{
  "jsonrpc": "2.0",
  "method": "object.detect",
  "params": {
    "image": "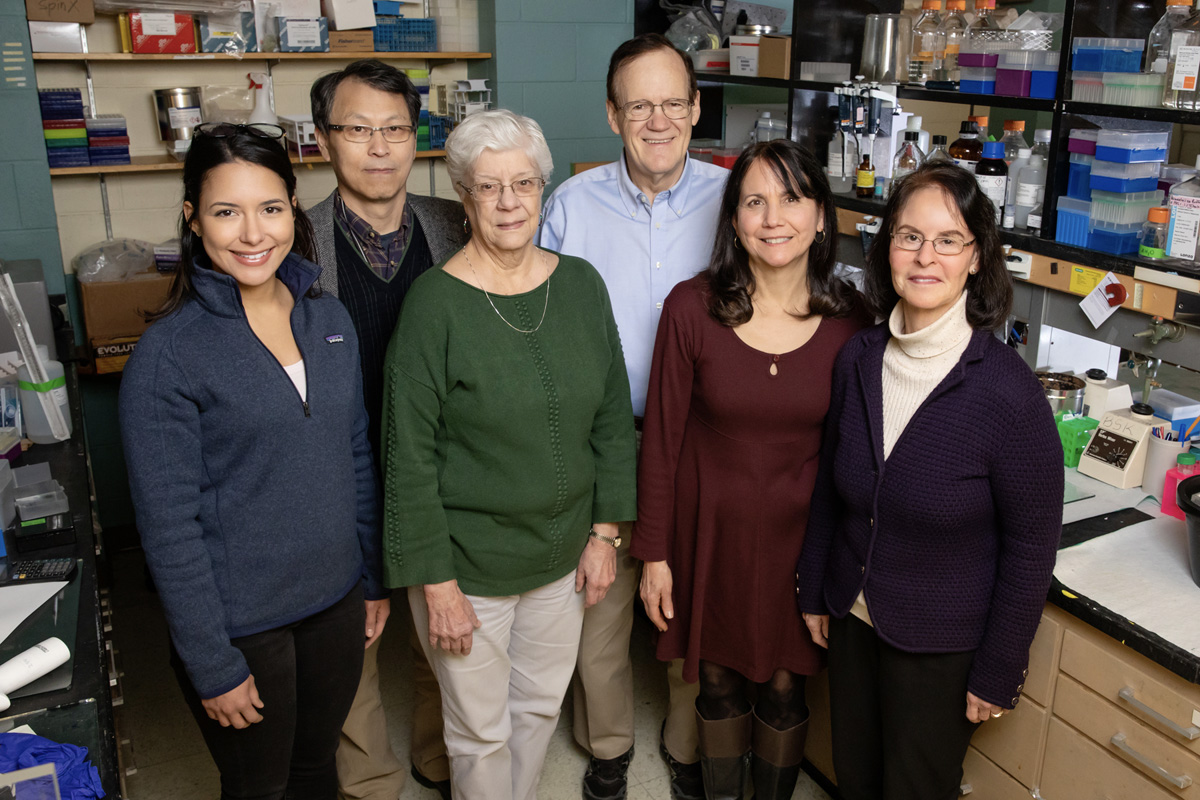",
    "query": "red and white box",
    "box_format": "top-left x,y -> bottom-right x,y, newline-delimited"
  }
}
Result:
130,12 -> 197,54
